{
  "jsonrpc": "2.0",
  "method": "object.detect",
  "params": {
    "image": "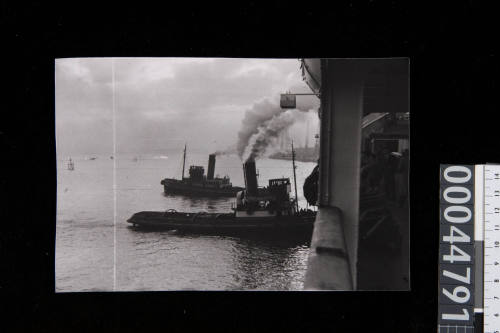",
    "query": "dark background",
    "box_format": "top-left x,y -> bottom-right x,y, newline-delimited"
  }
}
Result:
1,2 -> 498,332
